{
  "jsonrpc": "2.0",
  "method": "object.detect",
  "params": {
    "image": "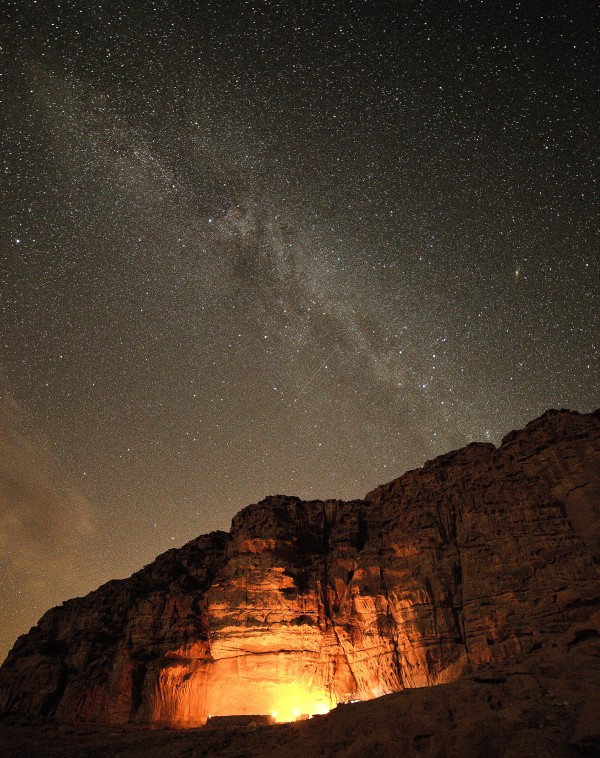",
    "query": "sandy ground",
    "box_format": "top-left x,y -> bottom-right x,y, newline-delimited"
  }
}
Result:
1,642 -> 599,757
